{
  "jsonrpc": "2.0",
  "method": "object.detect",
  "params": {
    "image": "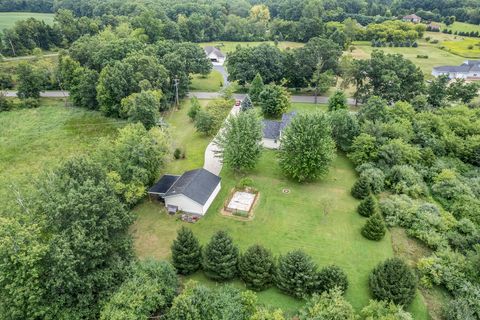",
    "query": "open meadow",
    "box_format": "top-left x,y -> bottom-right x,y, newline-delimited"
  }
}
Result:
0,99 -> 125,214
198,41 -> 304,53
131,99 -> 429,318
0,12 -> 55,30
